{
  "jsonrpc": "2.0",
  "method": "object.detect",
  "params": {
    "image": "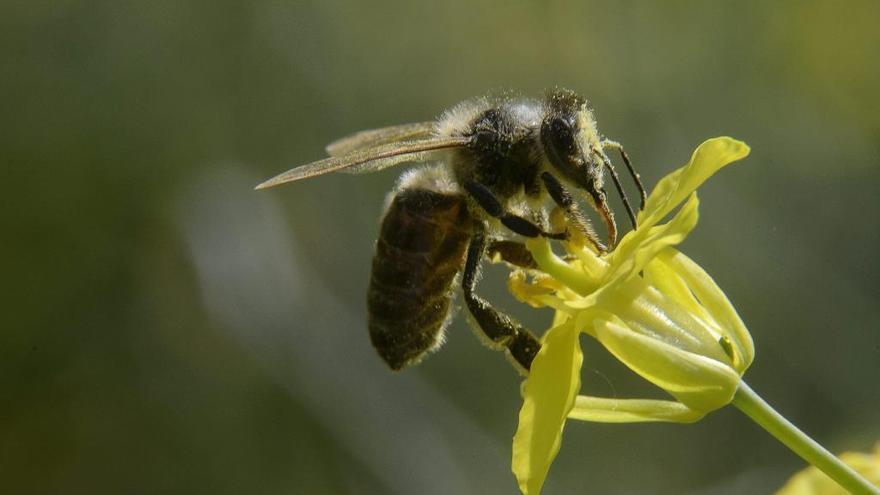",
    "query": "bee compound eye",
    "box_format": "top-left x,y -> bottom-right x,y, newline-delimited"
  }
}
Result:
543,116 -> 578,157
